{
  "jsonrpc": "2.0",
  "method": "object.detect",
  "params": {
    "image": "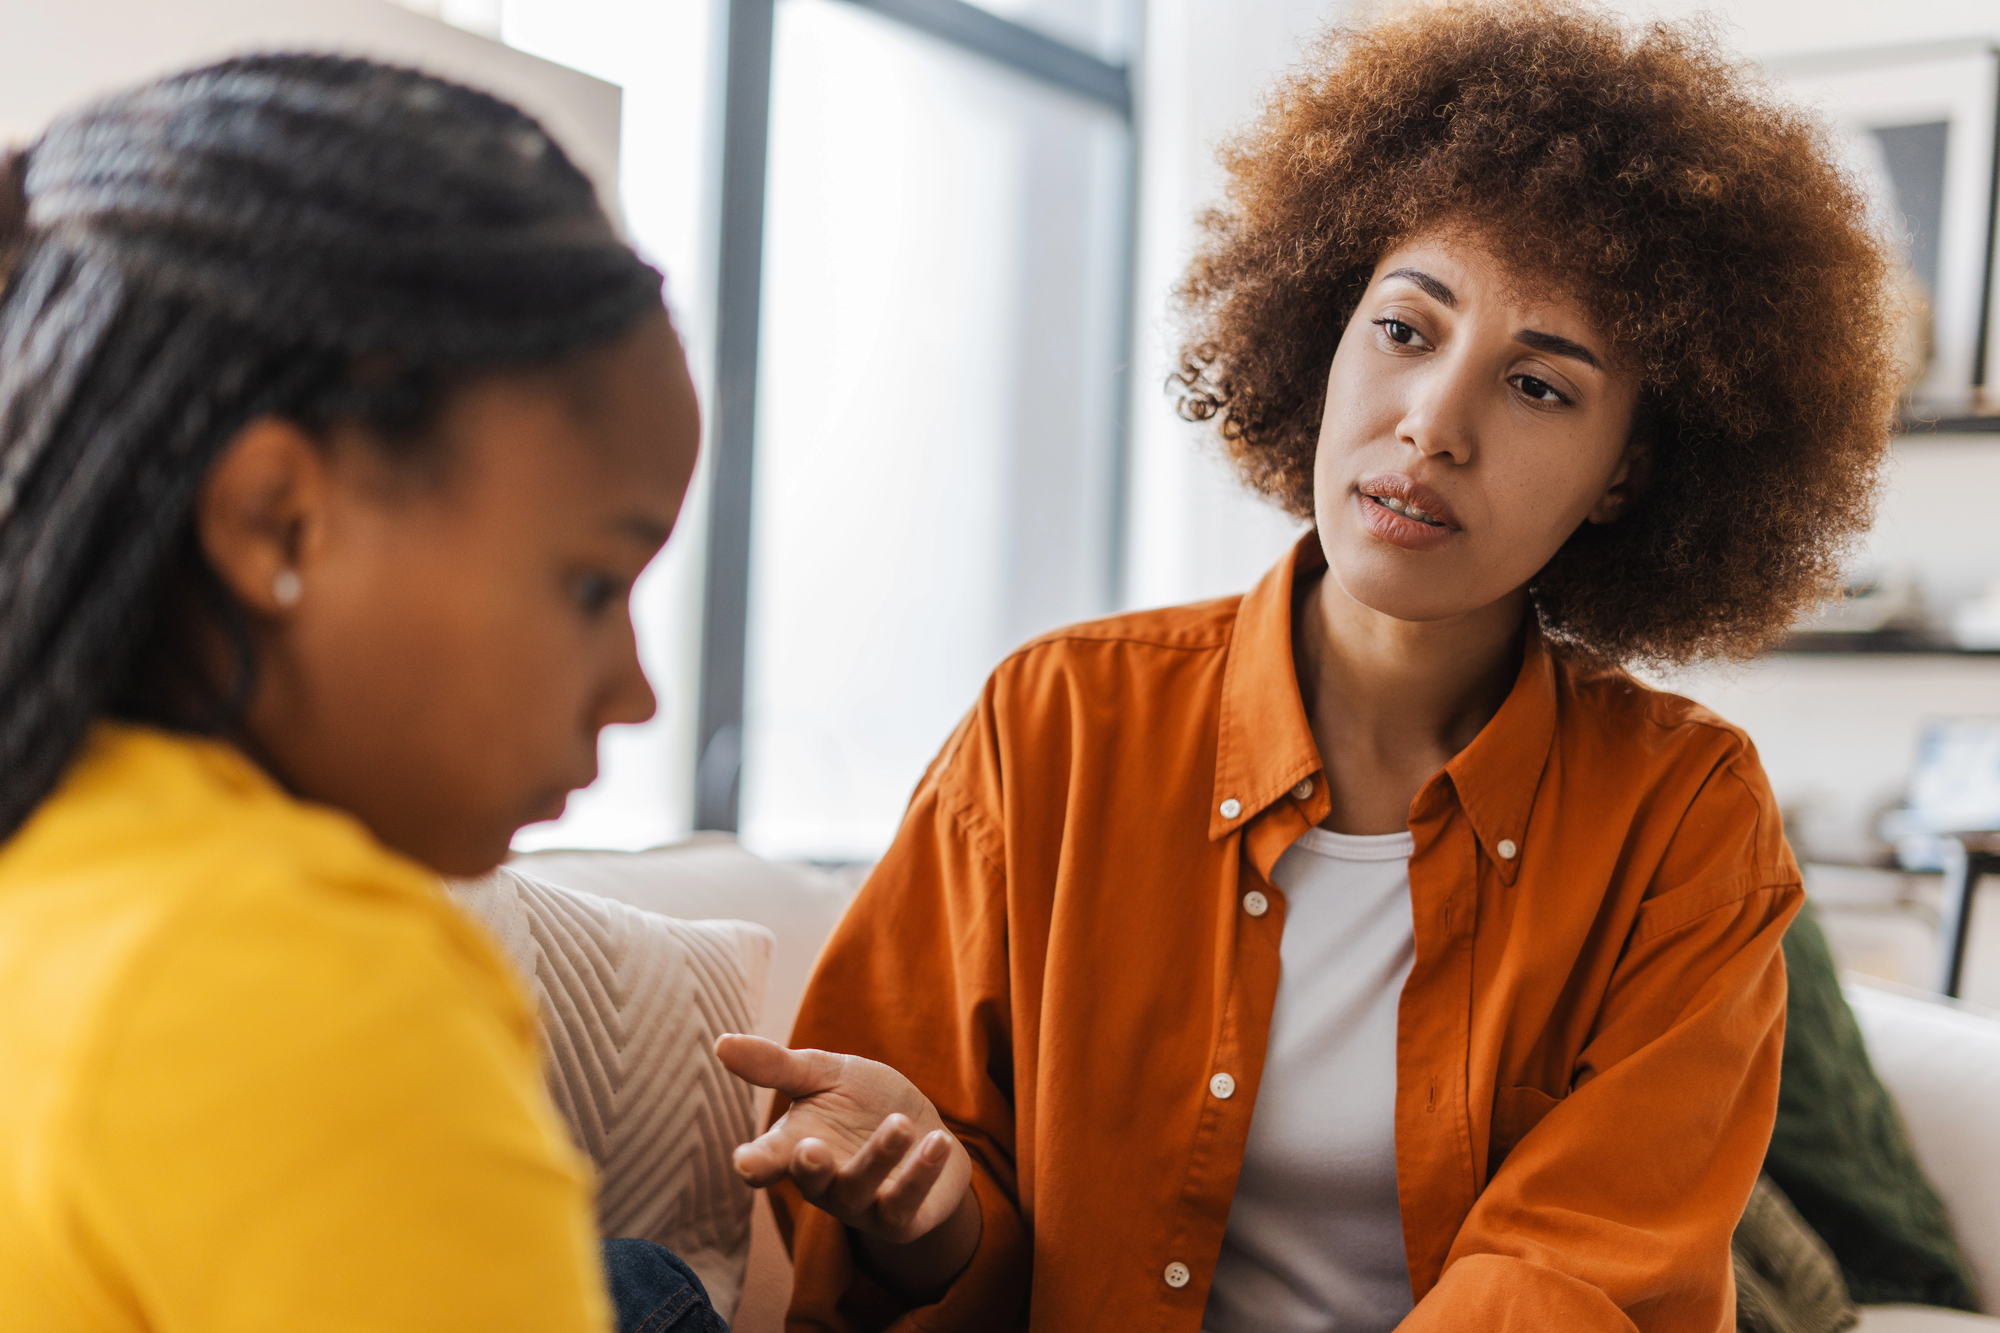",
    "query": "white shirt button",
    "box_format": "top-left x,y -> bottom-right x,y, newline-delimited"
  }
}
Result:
1164,1261 -> 1191,1289
1497,838 -> 1519,860
1242,890 -> 1269,917
1291,777 -> 1314,800
1219,798 -> 1242,819
1209,1072 -> 1236,1100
